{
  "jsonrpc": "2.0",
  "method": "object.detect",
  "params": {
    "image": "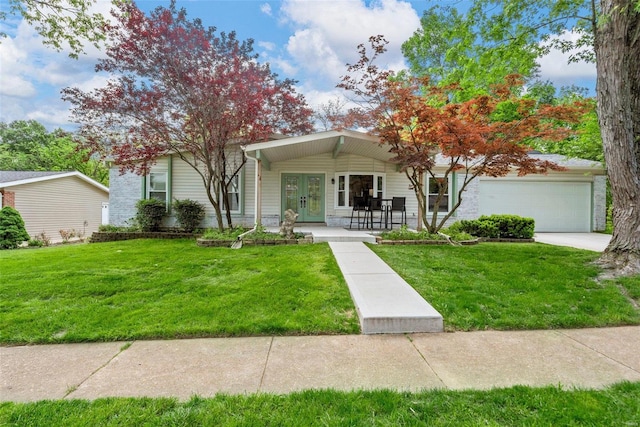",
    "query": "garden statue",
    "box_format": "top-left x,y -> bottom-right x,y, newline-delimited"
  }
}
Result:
279,209 -> 298,239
